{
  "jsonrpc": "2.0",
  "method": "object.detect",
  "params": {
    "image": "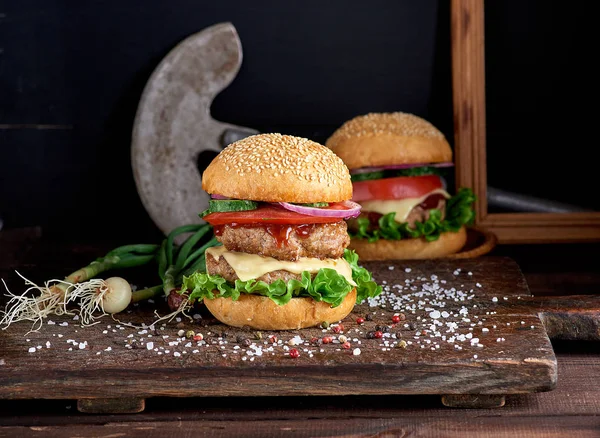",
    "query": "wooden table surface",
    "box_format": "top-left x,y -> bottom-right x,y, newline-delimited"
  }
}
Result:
1,228 -> 599,437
